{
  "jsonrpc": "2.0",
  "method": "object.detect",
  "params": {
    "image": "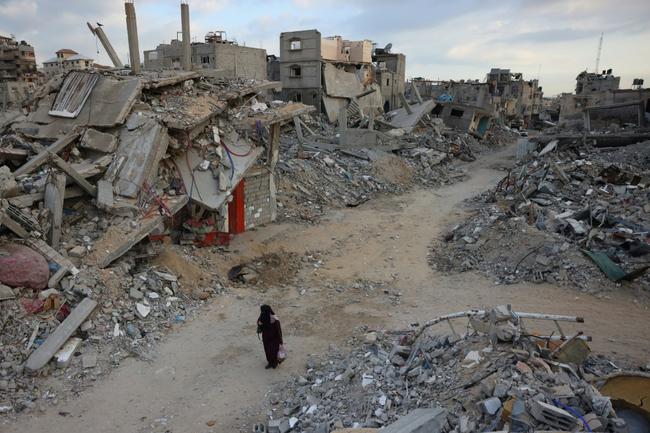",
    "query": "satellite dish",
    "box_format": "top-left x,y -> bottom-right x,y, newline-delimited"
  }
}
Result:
384,43 -> 392,52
